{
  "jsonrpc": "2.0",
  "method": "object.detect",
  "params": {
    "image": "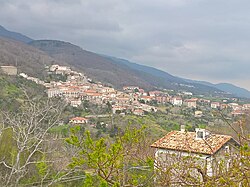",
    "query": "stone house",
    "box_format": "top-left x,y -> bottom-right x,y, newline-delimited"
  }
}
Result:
1,66 -> 17,75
